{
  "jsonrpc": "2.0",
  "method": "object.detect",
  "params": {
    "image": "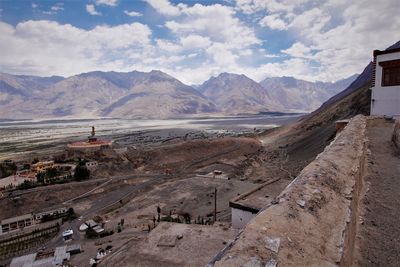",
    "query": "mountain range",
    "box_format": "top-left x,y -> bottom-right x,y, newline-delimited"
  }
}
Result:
0,70 -> 357,119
